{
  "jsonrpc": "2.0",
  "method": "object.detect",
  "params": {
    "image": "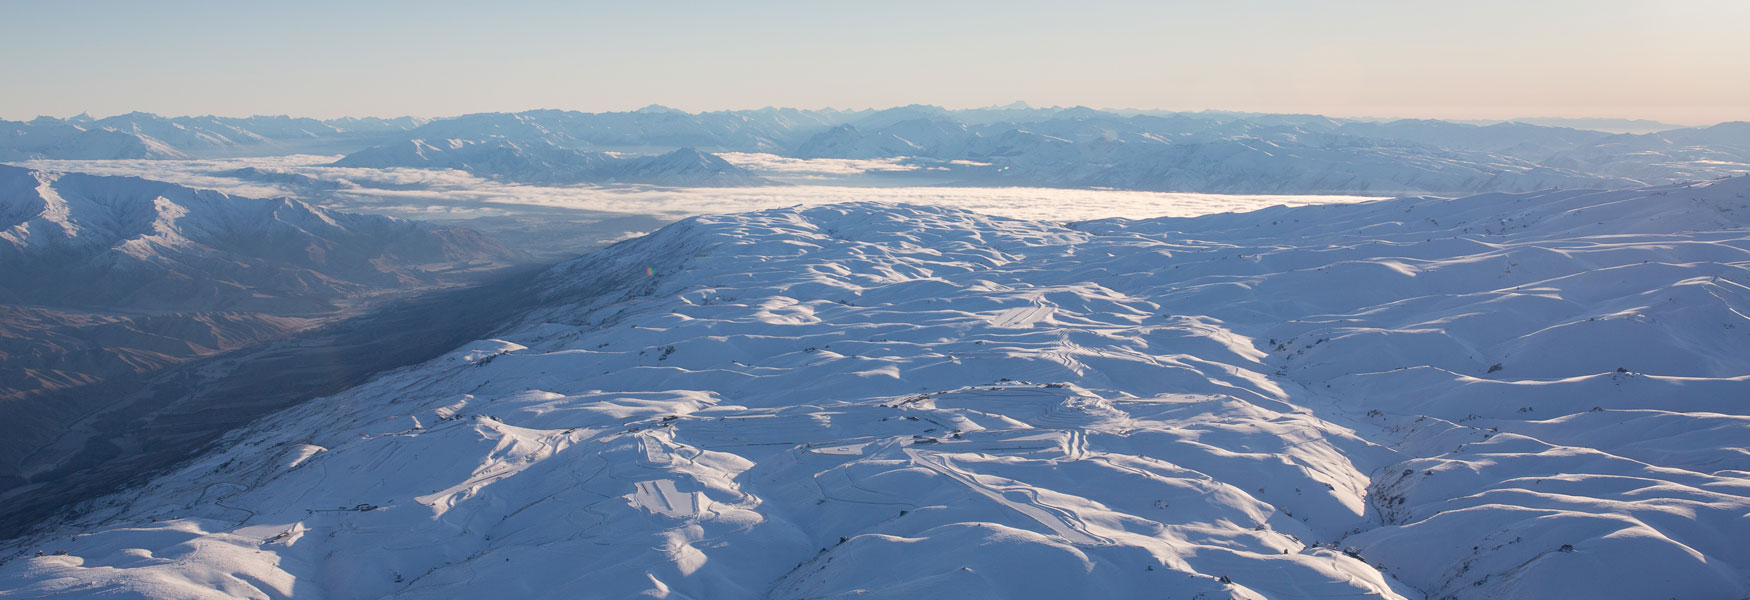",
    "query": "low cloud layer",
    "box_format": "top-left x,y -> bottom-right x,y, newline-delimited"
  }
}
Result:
19,156 -> 1374,220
